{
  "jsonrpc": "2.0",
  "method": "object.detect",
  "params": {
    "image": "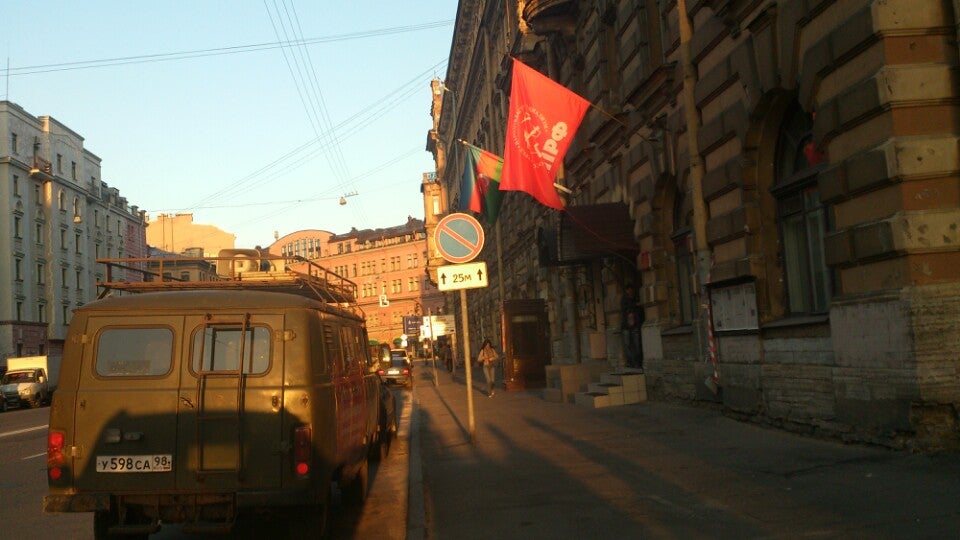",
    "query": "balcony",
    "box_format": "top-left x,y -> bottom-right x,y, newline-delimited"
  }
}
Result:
522,0 -> 578,34
30,155 -> 54,181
